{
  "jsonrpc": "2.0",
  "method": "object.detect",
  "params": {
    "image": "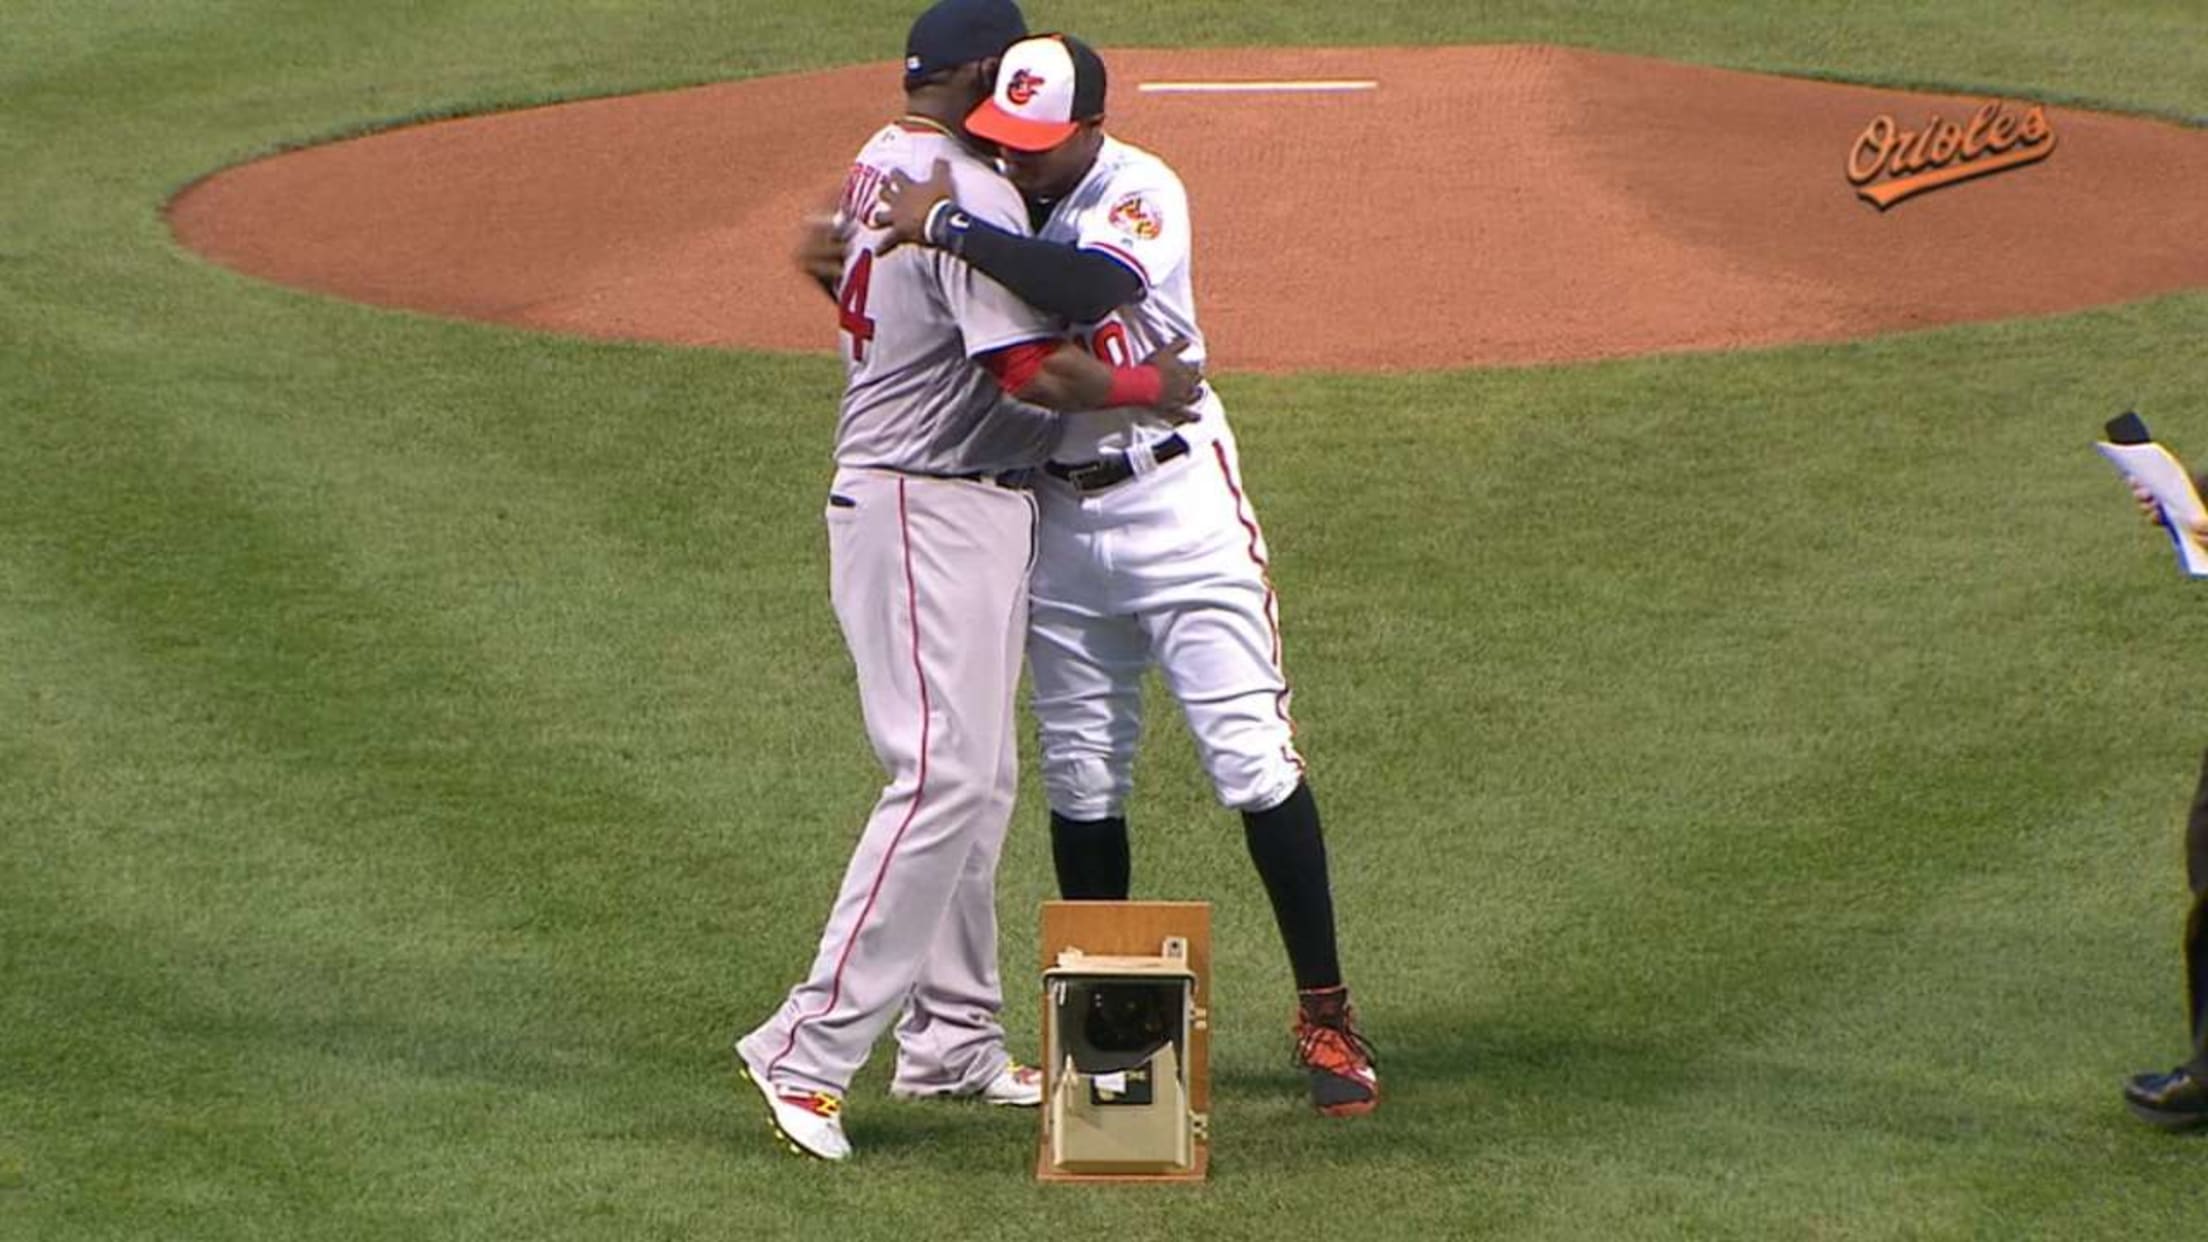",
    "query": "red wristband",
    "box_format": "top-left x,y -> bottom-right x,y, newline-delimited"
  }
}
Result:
1103,365 -> 1163,408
